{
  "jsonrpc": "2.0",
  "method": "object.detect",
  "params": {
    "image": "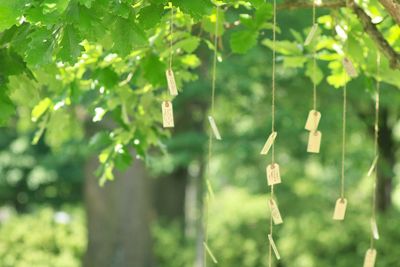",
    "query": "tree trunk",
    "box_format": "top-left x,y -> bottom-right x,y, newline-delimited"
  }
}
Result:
83,155 -> 154,267
376,107 -> 395,212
